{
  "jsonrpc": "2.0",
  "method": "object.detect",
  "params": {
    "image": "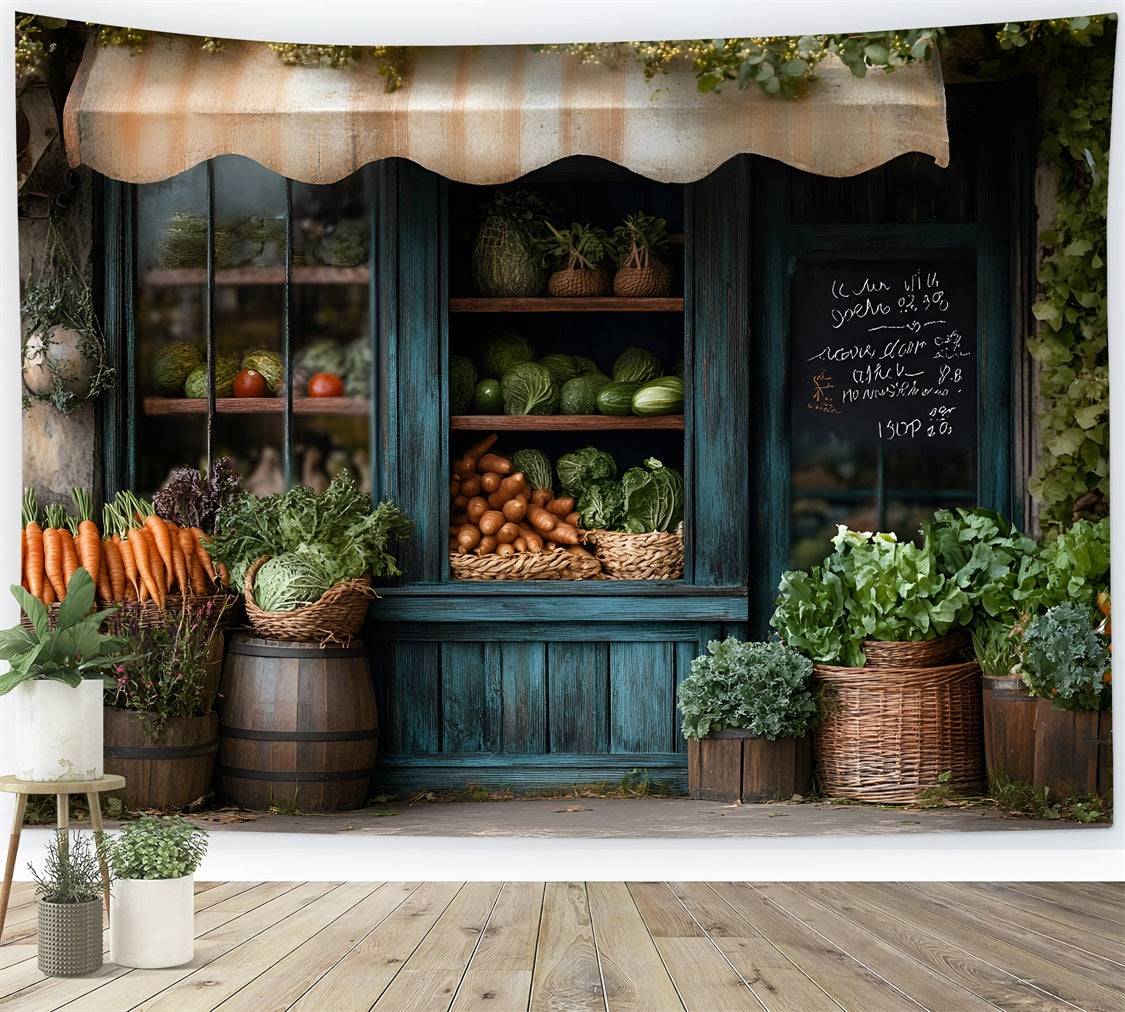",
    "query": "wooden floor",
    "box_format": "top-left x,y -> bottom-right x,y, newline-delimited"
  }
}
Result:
0,881 -> 1122,1010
